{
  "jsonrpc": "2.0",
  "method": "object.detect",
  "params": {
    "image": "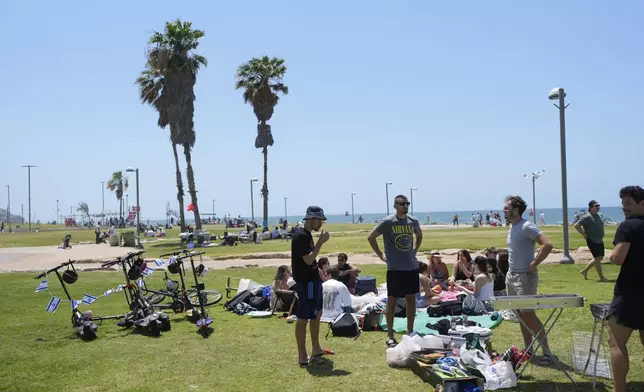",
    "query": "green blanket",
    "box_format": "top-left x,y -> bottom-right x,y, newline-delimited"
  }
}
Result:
379,311 -> 502,335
